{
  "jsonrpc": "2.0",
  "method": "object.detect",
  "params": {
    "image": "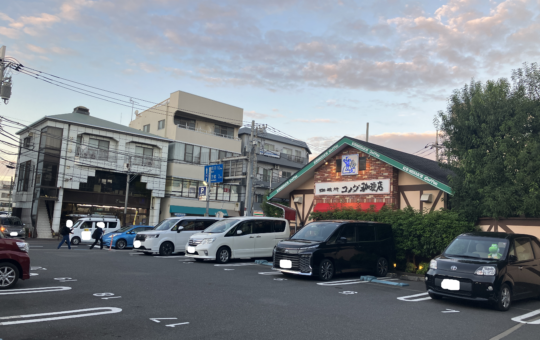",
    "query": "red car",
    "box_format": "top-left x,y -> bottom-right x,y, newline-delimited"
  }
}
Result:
0,229 -> 30,289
